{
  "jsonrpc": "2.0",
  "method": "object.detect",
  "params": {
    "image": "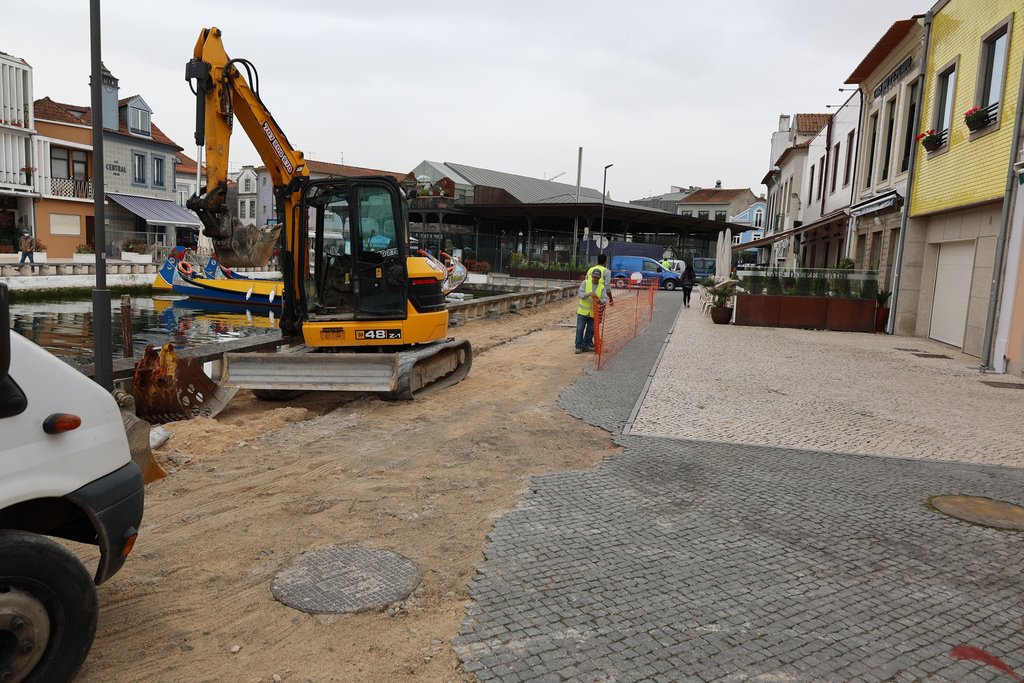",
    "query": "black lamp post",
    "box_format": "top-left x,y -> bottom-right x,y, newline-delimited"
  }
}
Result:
598,163 -> 613,254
